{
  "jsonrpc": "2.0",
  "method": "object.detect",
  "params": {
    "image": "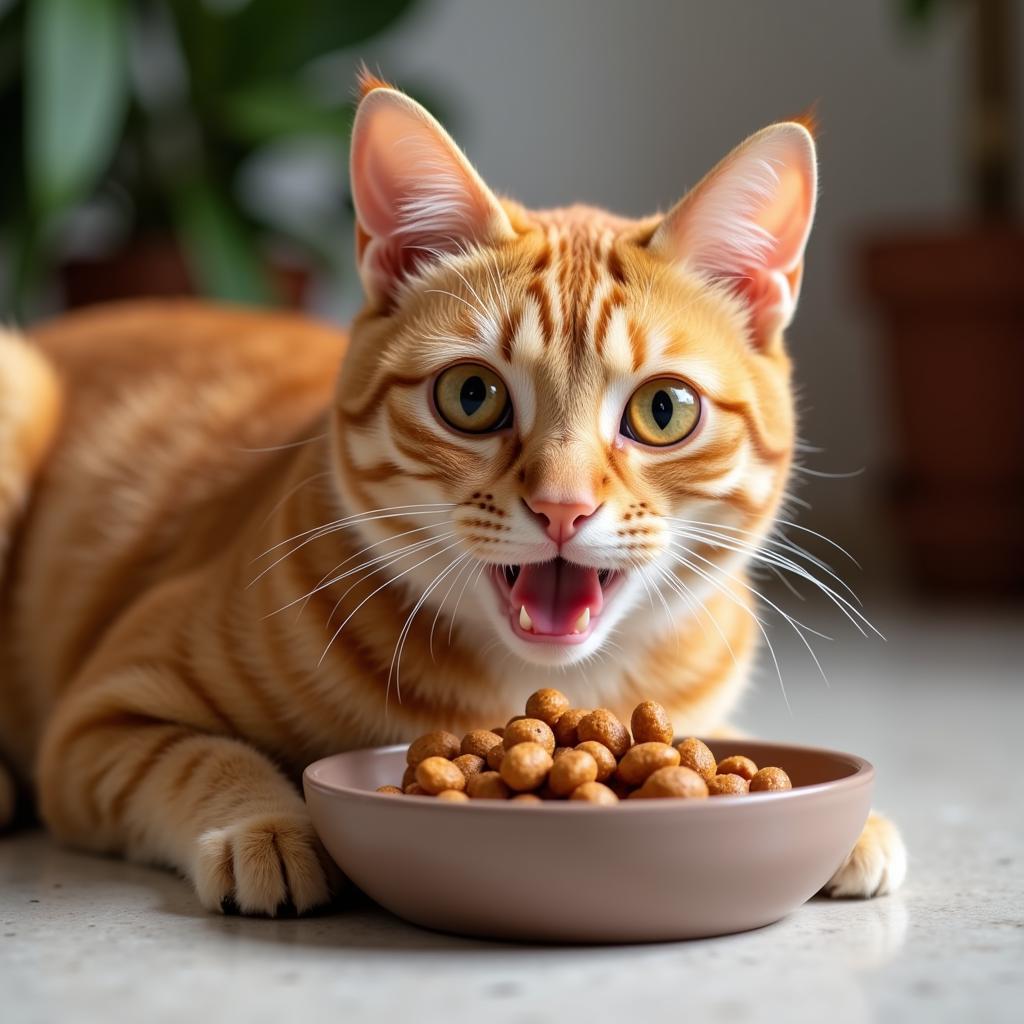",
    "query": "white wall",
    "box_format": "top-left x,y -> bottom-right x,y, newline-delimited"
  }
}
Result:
344,0 -> 1022,561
